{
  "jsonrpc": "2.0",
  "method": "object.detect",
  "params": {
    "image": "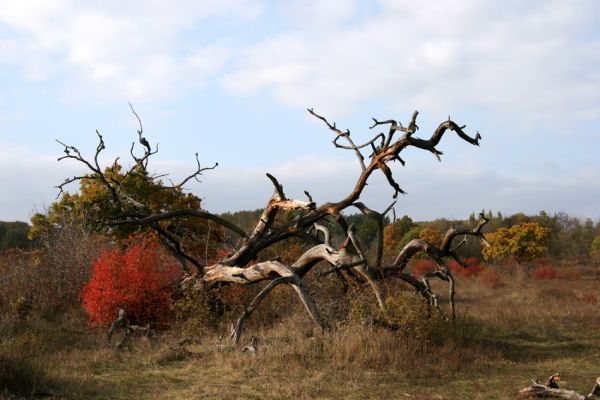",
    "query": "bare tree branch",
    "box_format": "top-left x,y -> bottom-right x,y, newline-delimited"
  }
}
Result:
56,106 -> 484,340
